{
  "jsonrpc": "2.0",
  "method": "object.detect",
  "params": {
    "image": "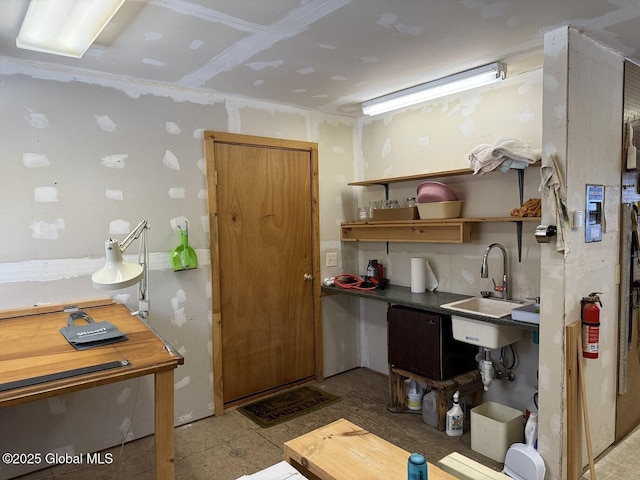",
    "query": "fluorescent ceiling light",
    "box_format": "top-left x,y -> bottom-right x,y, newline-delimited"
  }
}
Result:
362,62 -> 507,116
16,0 -> 125,58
